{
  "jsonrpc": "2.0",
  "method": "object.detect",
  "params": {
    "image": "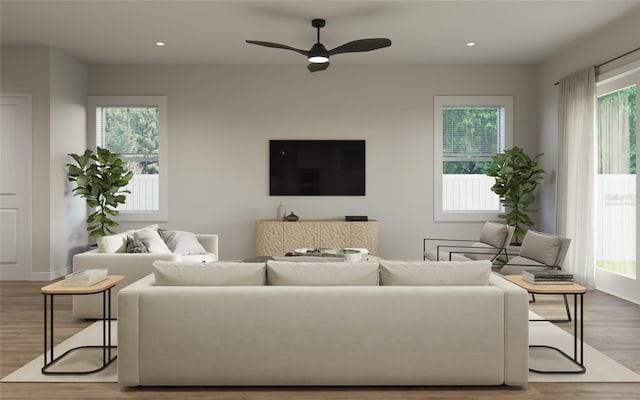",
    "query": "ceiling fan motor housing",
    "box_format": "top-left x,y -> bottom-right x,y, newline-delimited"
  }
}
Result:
308,43 -> 329,63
